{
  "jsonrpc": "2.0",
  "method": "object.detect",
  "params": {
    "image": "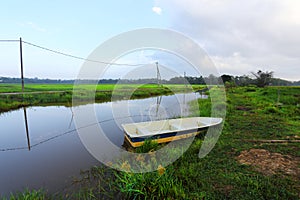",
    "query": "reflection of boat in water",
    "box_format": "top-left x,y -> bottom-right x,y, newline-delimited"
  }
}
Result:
122,117 -> 222,147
